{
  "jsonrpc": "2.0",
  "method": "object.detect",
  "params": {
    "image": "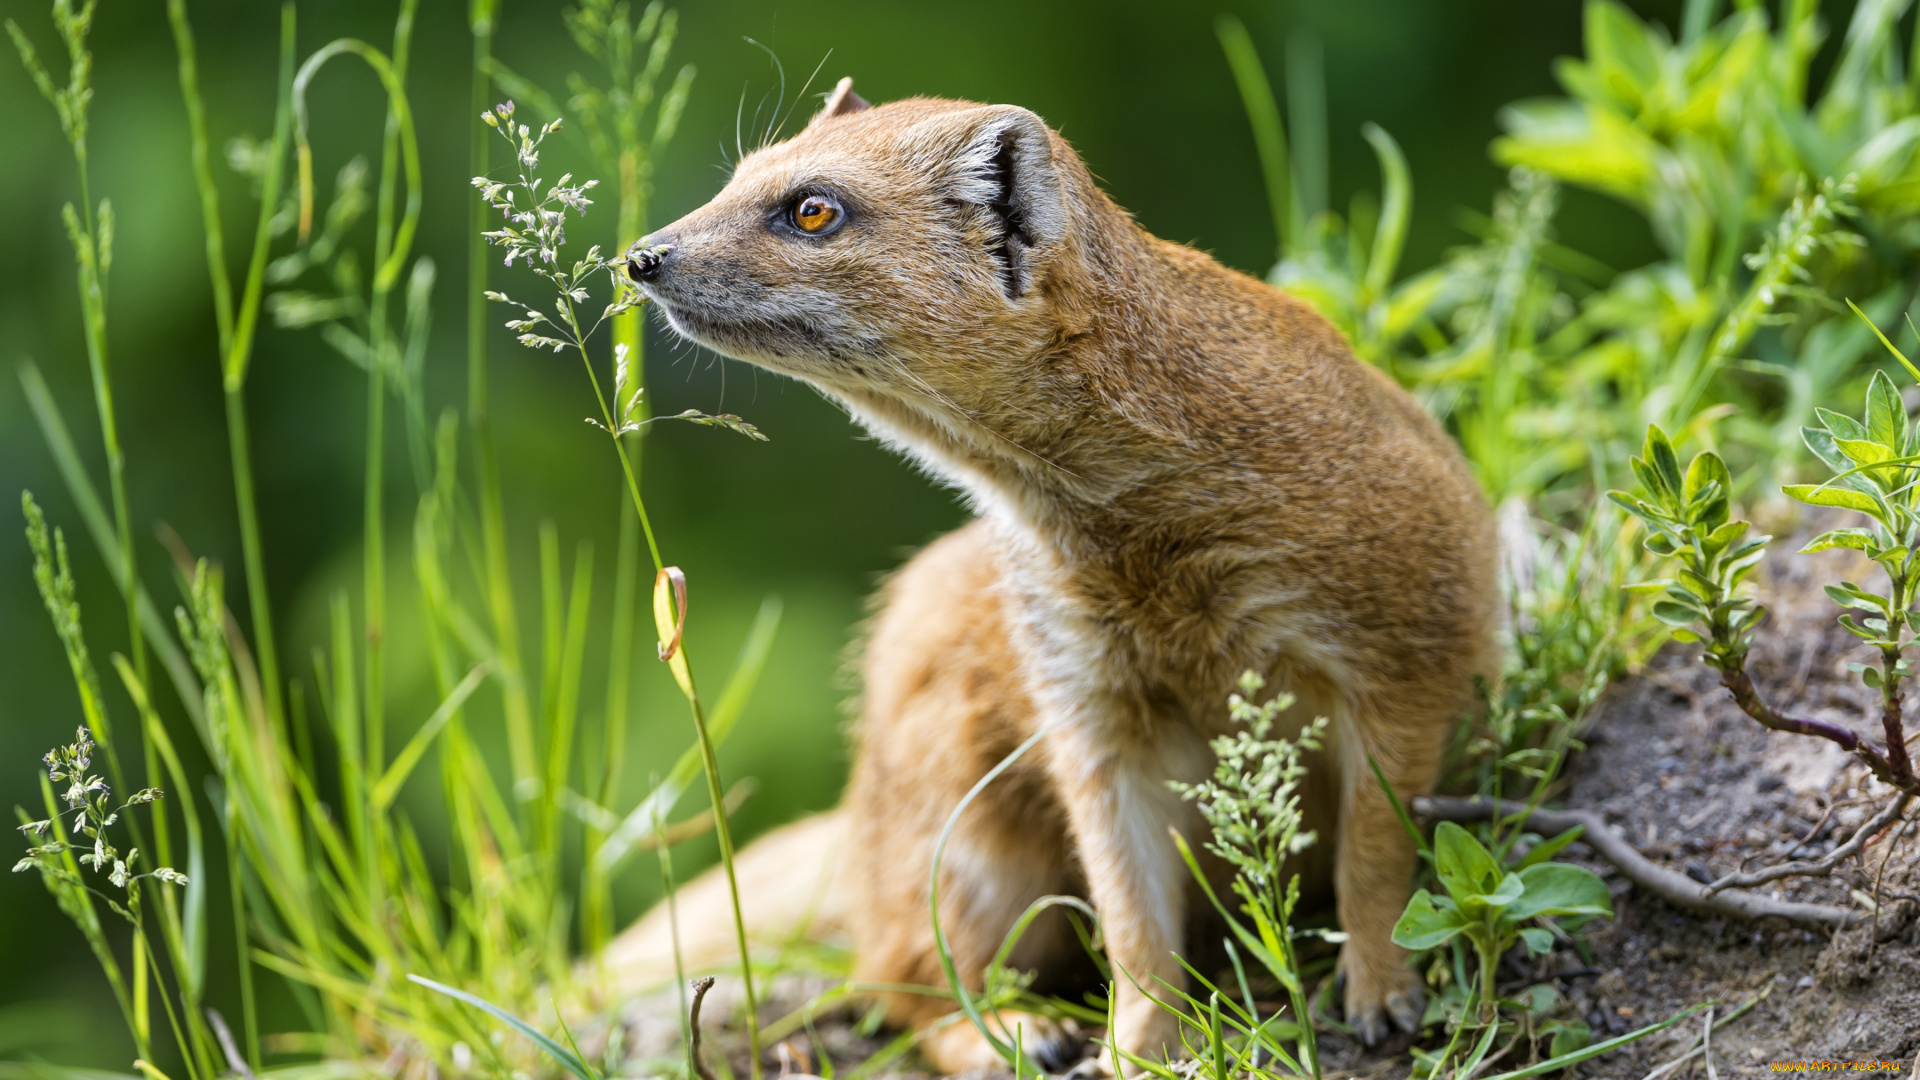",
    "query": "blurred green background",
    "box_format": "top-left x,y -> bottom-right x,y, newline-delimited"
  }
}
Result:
0,0 -> 1687,1058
